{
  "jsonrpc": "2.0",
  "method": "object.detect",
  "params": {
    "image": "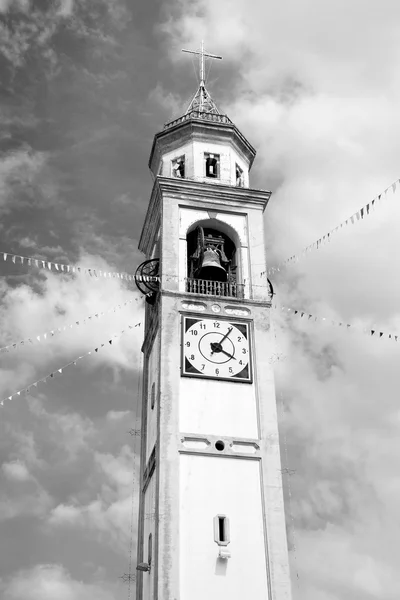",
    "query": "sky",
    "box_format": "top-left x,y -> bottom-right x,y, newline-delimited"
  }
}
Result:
1,0 -> 400,599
